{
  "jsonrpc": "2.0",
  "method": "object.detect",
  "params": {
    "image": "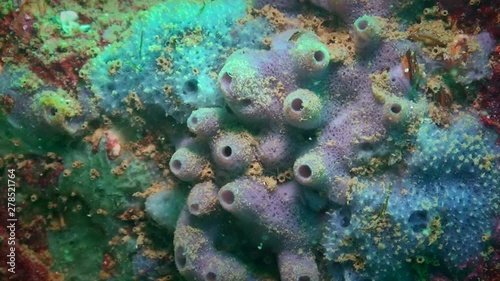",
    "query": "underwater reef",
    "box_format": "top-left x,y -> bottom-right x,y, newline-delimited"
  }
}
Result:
0,0 -> 499,280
